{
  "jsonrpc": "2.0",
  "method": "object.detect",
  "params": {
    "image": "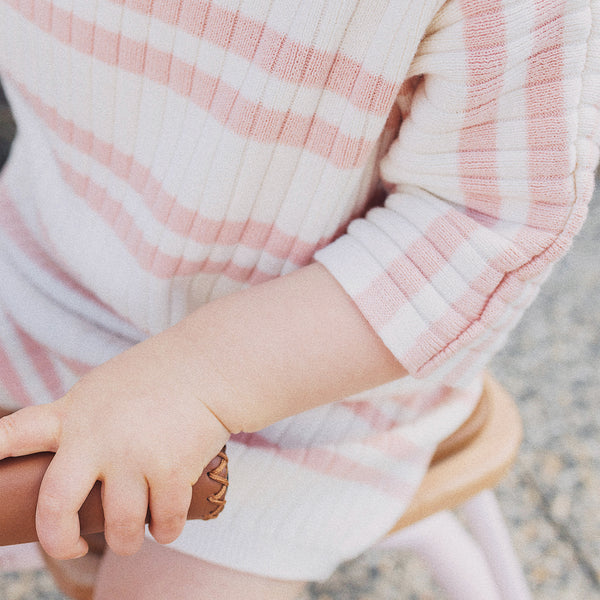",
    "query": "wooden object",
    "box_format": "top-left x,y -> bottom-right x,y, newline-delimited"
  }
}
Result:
389,374 -> 522,533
